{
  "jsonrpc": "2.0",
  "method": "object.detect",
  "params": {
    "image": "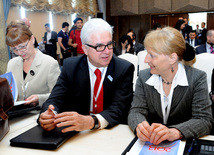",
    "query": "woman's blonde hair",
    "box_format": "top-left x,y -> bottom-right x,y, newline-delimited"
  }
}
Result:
144,27 -> 195,66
